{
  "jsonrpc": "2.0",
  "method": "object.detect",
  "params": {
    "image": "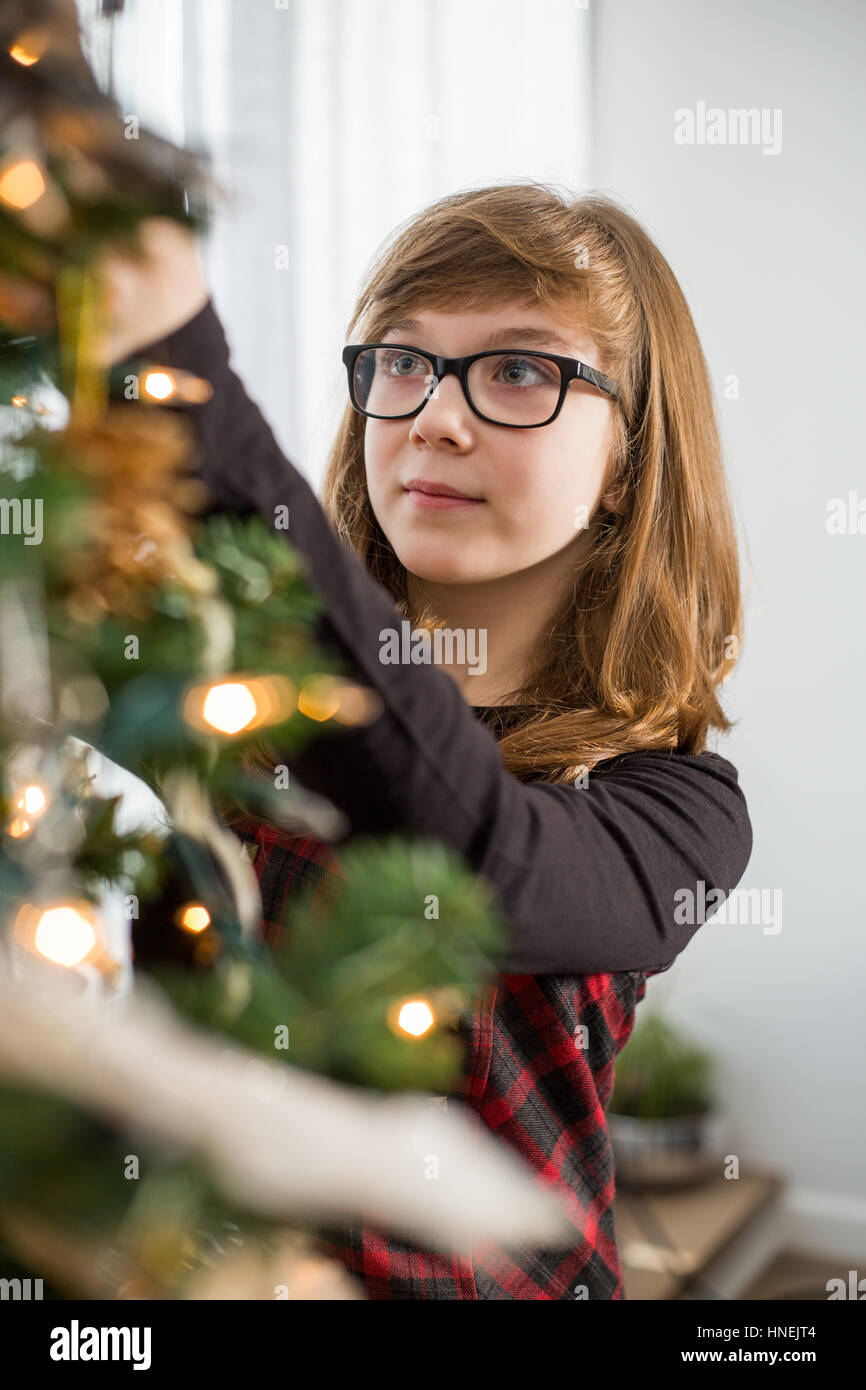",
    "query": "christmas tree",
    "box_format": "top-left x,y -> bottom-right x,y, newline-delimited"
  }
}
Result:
0,1 -> 571,1299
